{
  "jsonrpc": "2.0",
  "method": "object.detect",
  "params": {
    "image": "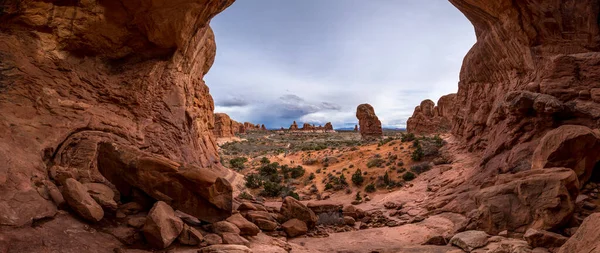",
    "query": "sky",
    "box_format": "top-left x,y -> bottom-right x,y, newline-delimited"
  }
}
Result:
205,0 -> 476,129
